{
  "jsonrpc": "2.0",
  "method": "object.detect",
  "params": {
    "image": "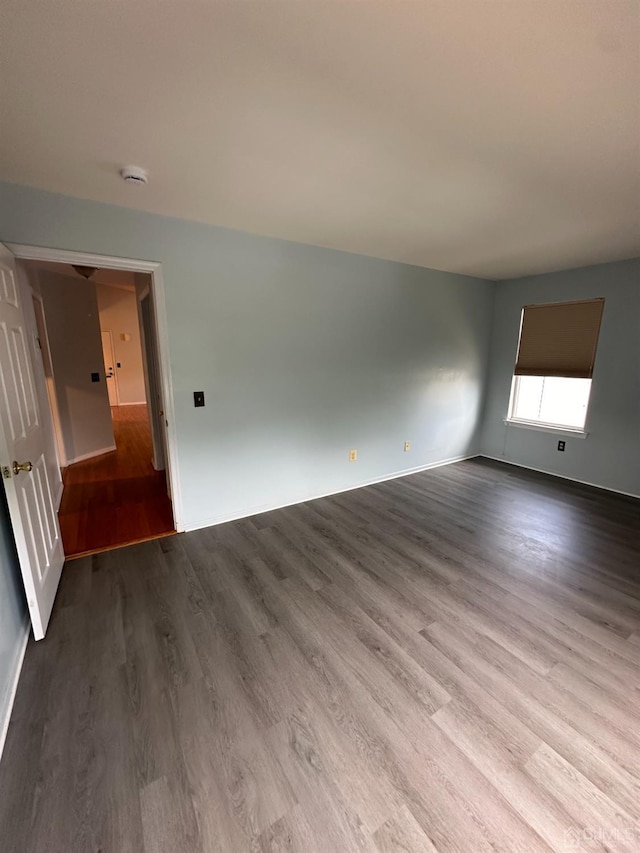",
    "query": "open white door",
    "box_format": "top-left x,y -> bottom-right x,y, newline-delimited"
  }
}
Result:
0,244 -> 64,640
101,329 -> 119,406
